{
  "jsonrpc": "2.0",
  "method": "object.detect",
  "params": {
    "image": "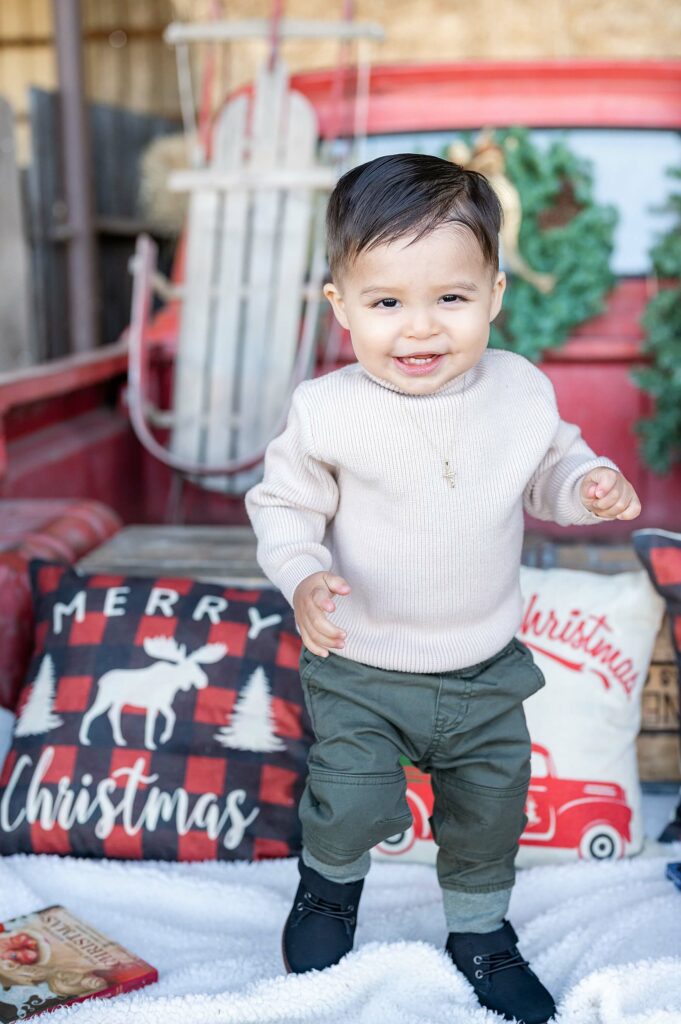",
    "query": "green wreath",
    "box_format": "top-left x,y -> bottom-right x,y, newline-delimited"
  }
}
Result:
445,127 -> 618,362
633,166 -> 681,474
